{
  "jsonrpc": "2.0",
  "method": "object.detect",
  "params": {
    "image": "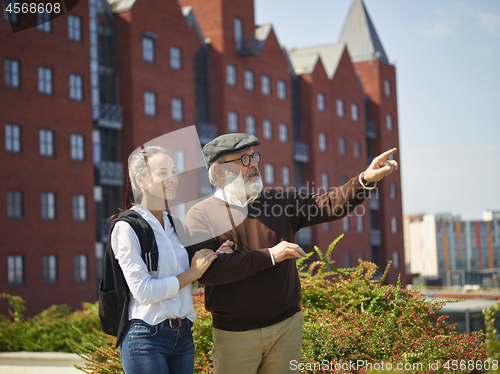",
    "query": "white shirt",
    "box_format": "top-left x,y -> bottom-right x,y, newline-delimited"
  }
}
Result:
214,187 -> 259,208
111,205 -> 196,325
